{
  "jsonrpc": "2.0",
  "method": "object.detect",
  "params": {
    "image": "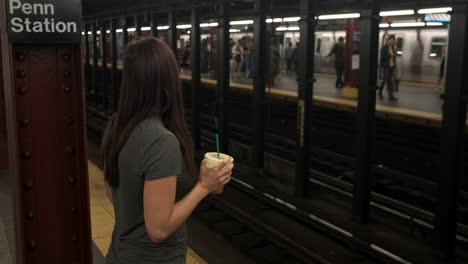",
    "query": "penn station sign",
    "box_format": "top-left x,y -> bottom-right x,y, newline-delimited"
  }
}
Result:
6,0 -> 82,43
